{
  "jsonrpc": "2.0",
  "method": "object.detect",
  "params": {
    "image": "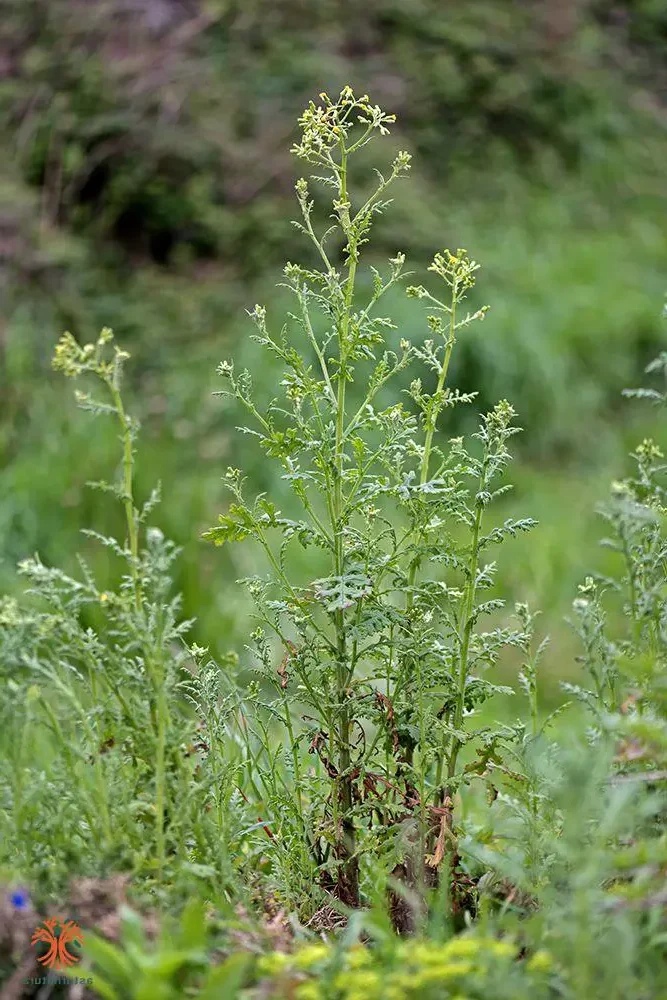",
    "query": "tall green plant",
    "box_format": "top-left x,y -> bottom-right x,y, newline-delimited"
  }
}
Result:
0,329 -> 243,900
205,88 -> 535,914
569,346 -> 667,747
